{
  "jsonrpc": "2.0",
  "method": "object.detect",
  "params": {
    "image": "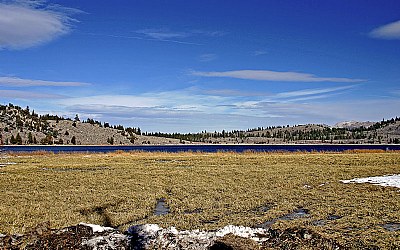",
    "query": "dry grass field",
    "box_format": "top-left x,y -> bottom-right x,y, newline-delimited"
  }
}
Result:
0,151 -> 399,248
